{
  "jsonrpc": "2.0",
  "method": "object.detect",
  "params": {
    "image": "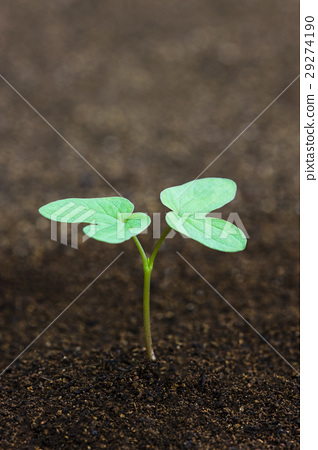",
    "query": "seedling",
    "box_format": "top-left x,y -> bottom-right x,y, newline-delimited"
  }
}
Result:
39,178 -> 246,360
